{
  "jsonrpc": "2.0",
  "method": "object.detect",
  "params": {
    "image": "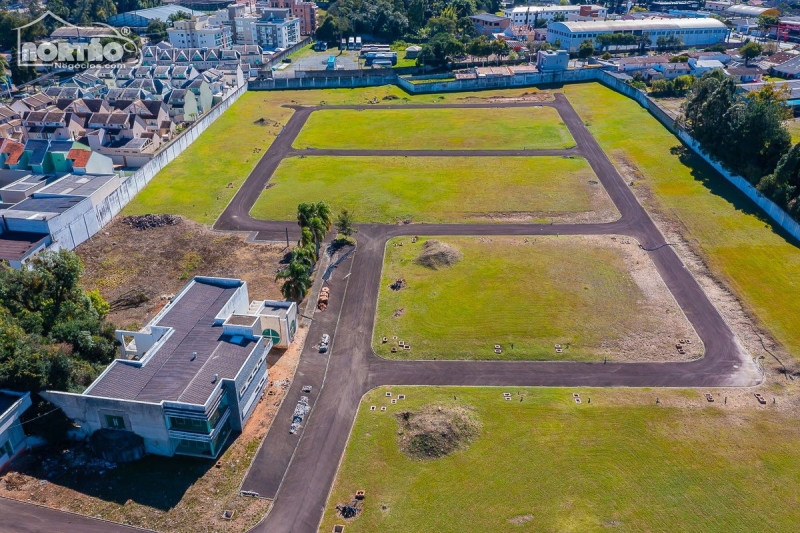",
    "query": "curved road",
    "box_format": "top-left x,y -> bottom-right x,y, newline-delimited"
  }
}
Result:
0,94 -> 761,533
215,94 -> 761,533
